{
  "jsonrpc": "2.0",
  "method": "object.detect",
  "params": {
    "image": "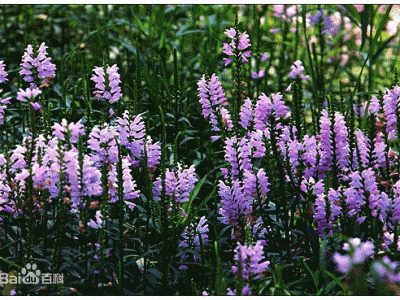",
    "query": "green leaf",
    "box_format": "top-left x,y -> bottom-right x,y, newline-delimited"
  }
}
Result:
302,259 -> 320,290
323,270 -> 347,293
178,175 -> 207,225
360,5 -> 371,51
0,257 -> 22,270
